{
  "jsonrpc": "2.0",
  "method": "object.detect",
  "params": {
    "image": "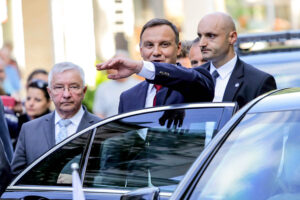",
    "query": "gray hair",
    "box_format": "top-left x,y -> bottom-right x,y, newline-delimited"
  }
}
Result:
48,62 -> 85,87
